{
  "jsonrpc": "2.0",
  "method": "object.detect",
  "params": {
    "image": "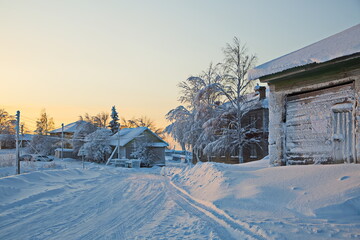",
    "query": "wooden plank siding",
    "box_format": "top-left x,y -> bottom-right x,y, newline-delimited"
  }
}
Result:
285,82 -> 355,164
